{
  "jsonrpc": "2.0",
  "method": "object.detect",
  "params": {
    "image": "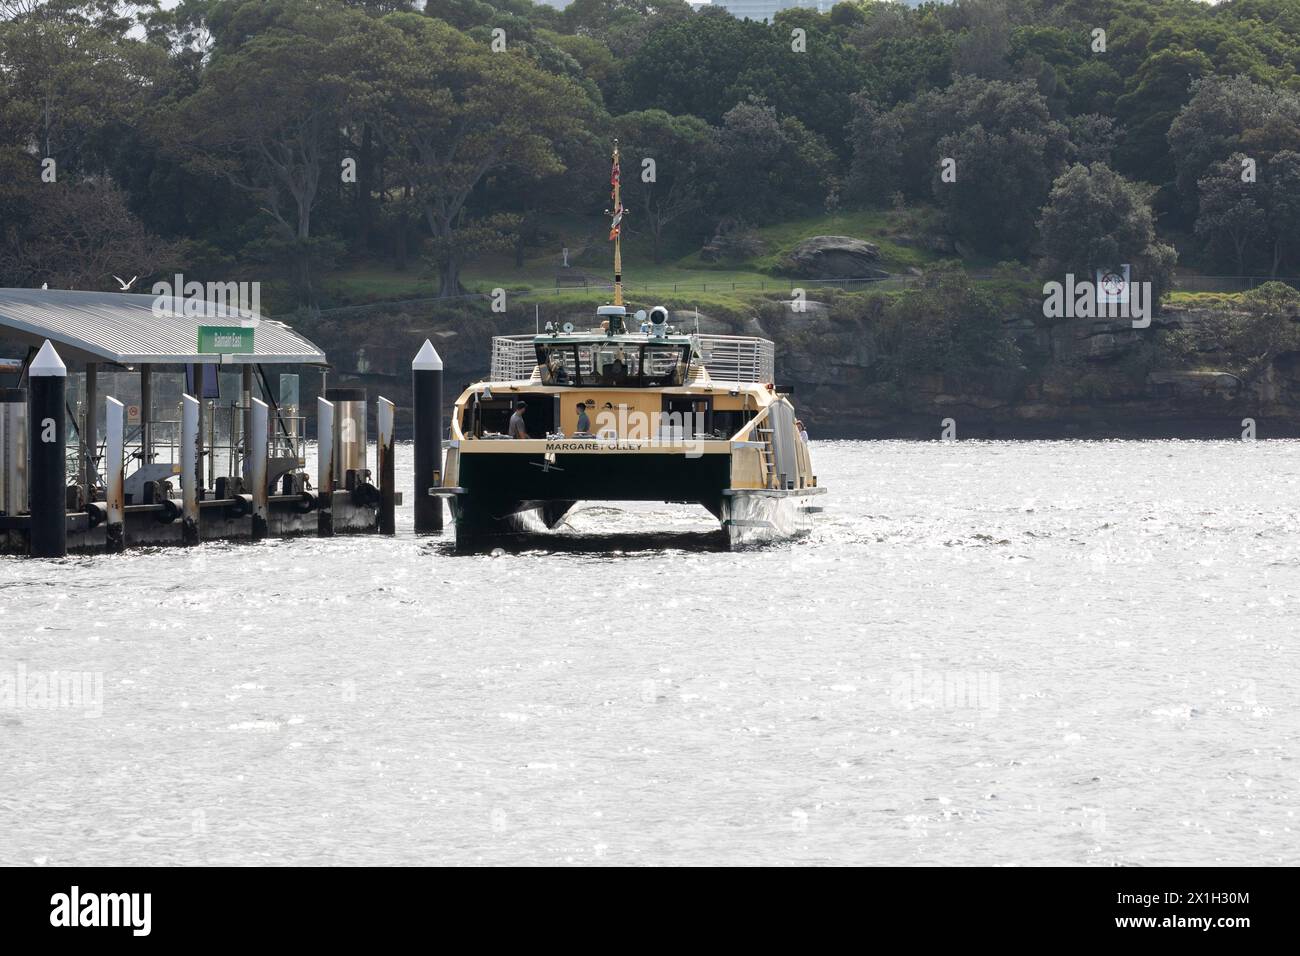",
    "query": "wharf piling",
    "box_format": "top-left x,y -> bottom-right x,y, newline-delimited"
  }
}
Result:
28,340 -> 67,559
377,396 -> 396,536
250,397 -> 269,540
181,393 -> 200,546
317,397 -> 335,538
412,340 -> 444,534
105,396 -> 125,553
